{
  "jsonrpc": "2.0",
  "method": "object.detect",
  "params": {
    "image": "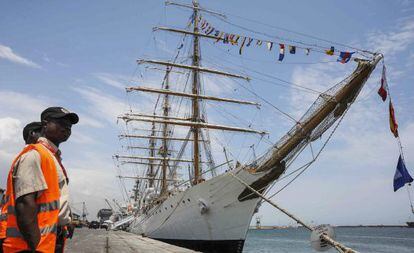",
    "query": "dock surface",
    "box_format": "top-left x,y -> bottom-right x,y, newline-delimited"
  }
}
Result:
66,228 -> 199,253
